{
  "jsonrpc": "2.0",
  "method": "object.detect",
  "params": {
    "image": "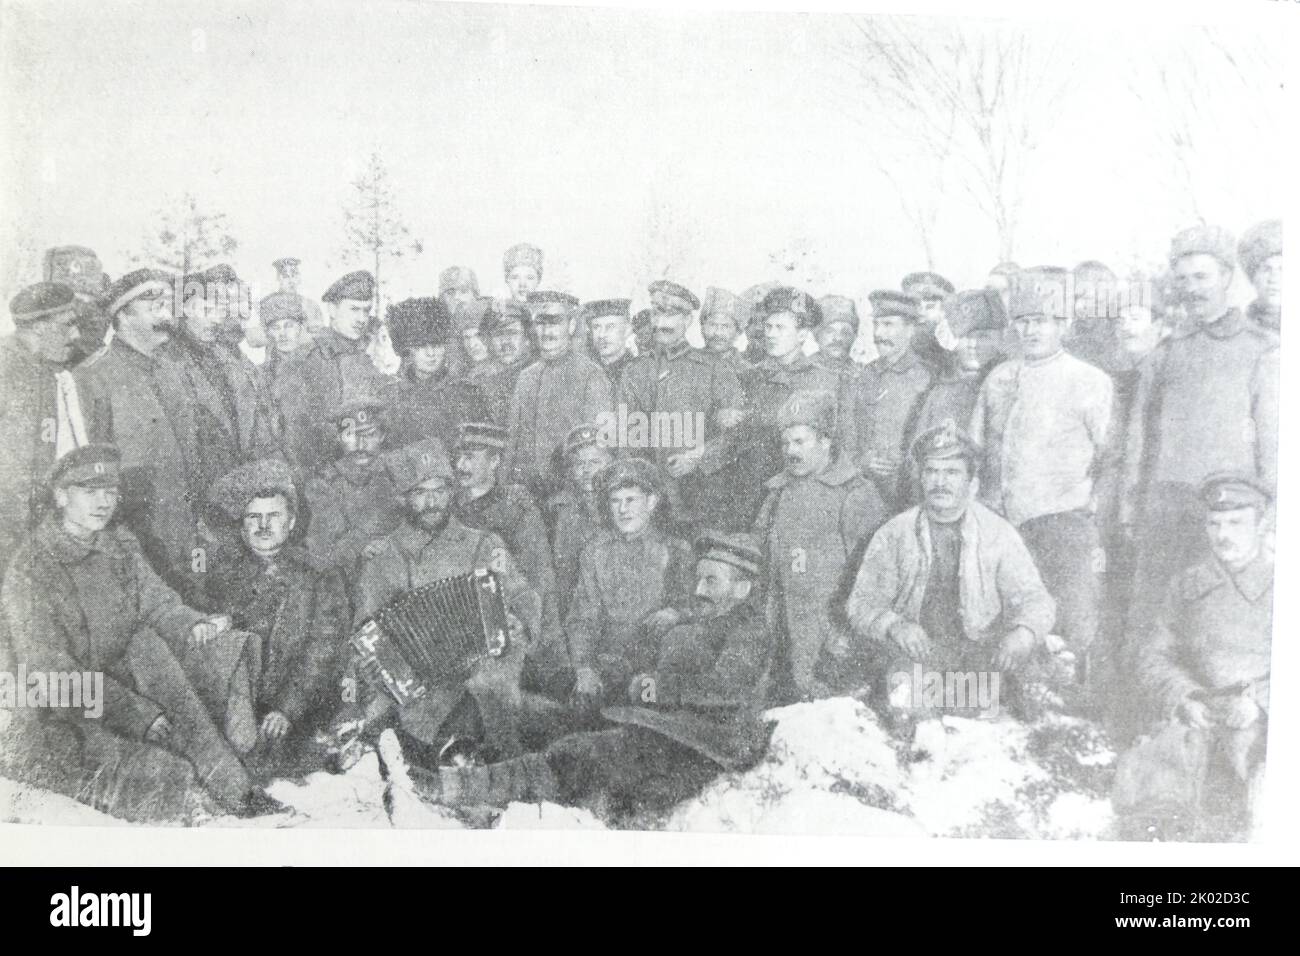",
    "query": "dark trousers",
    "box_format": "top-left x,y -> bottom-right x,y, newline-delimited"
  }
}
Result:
1017,509 -> 1102,656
